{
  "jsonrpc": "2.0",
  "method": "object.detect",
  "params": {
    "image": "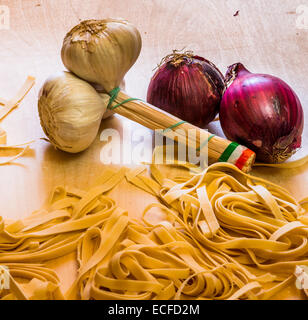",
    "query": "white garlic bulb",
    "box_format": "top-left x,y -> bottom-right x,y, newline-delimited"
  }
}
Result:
61,19 -> 141,92
38,71 -> 109,153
